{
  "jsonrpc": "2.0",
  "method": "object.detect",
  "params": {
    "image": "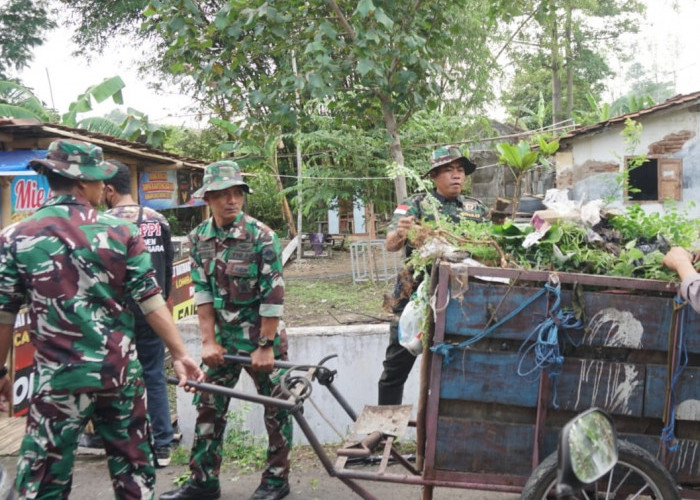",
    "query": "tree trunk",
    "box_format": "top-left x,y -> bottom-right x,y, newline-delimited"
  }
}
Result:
365,201 -> 377,283
550,9 -> 563,126
565,0 -> 574,120
379,94 -> 408,203
273,174 -> 297,238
